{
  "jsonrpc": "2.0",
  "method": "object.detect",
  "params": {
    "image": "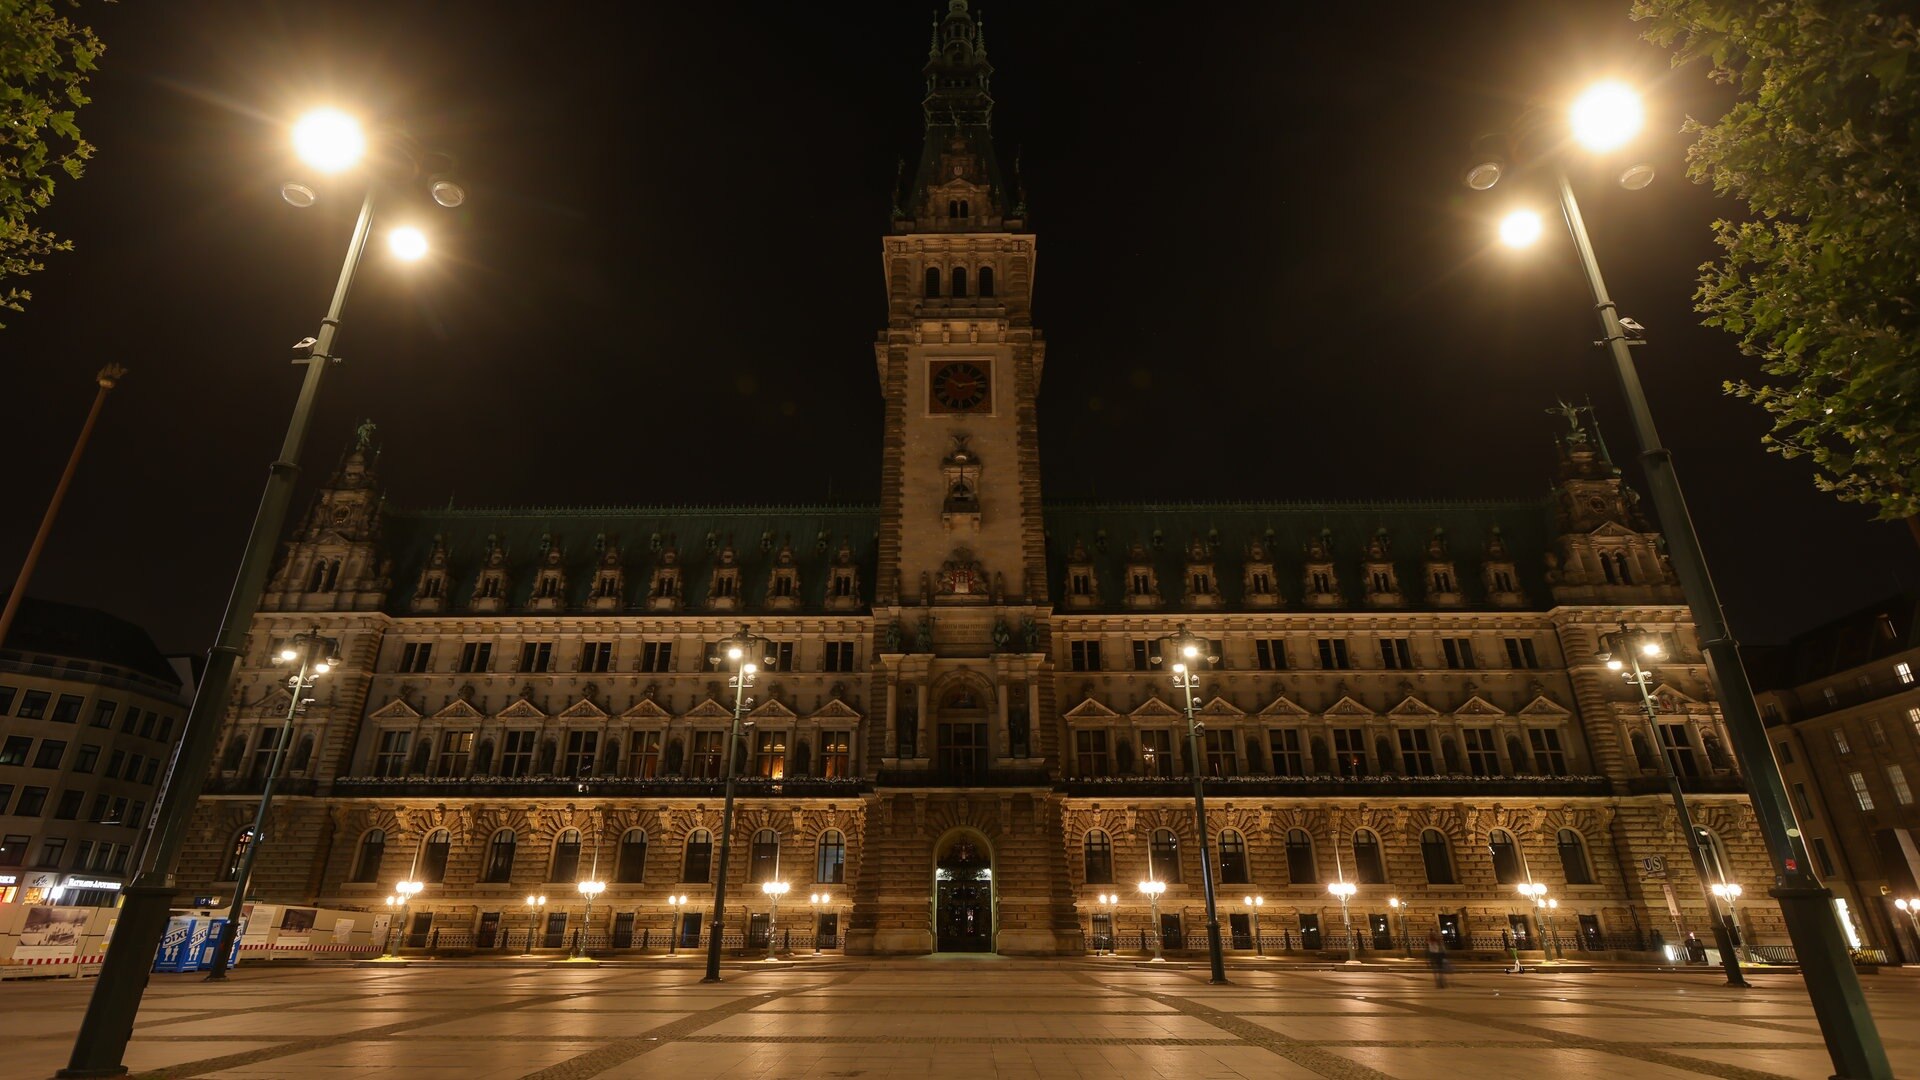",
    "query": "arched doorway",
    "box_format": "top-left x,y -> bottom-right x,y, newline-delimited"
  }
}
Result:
934,834 -> 994,952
